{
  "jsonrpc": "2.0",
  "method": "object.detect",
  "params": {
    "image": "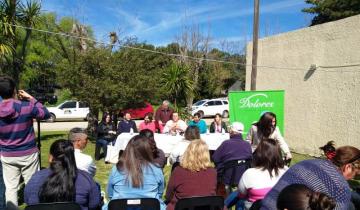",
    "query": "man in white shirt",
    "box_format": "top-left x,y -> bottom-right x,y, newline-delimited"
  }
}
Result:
68,127 -> 96,177
163,112 -> 187,135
